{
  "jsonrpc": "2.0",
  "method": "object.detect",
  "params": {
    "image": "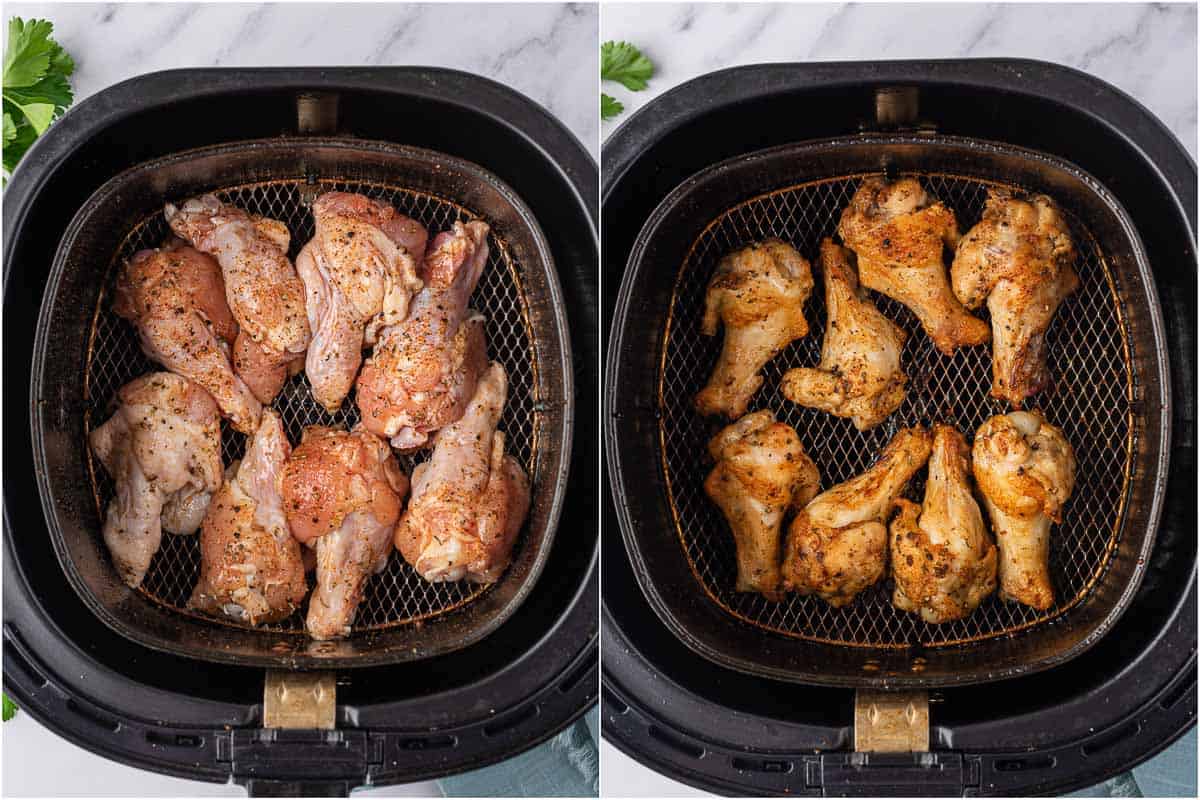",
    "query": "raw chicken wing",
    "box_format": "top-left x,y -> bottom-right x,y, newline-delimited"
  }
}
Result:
951,190 -> 1079,406
704,410 -> 820,599
890,424 -> 997,623
281,425 -> 408,639
114,237 -> 262,433
395,362 -> 531,583
695,239 -> 813,418
973,411 -> 1076,610
356,220 -> 490,450
781,239 -> 907,430
165,195 -> 310,403
838,177 -> 990,355
297,192 -> 426,411
782,426 -> 931,606
89,373 -> 223,587
188,409 -> 307,625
